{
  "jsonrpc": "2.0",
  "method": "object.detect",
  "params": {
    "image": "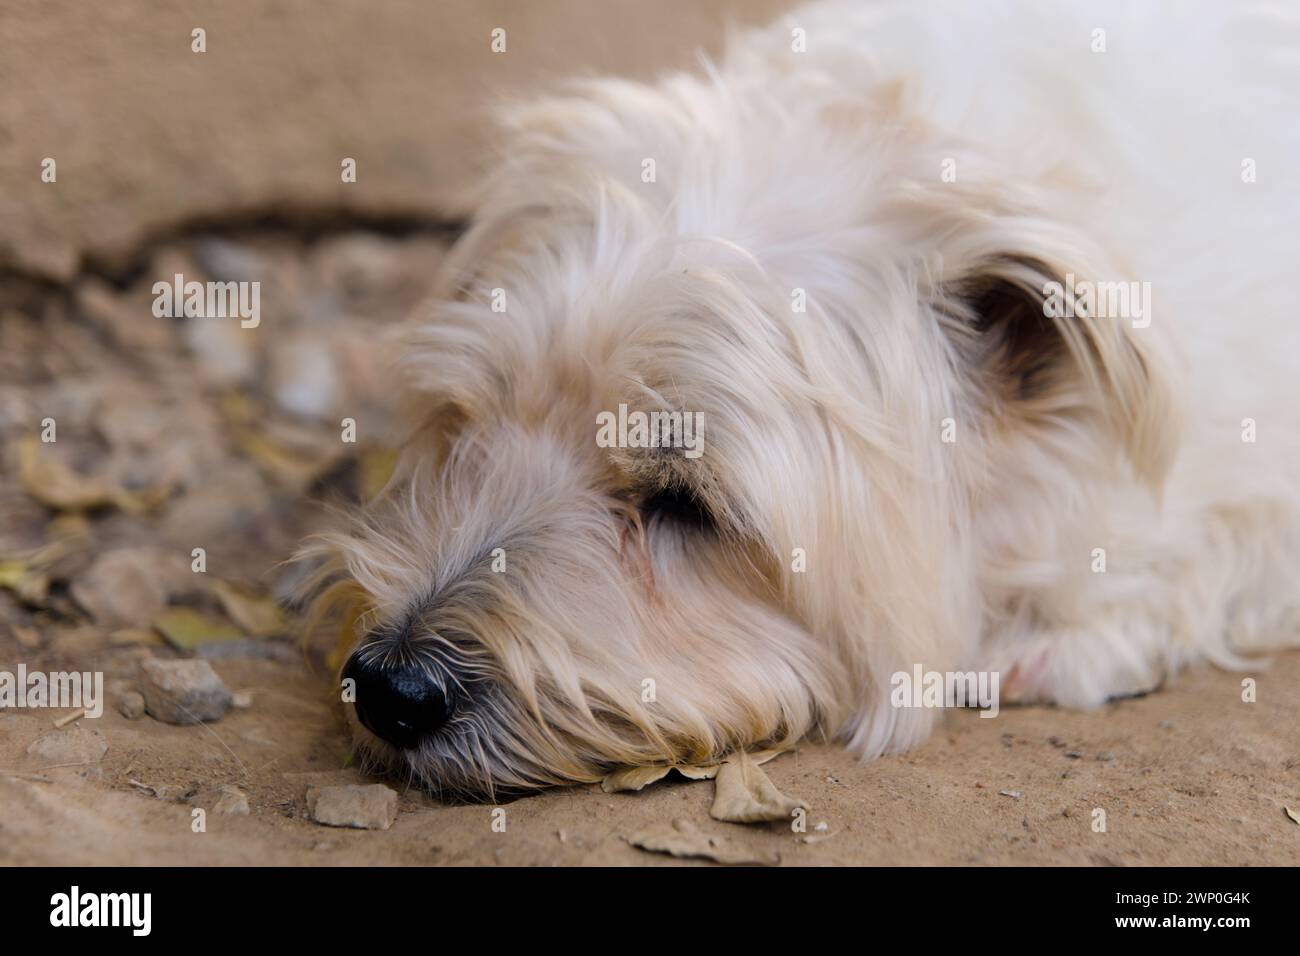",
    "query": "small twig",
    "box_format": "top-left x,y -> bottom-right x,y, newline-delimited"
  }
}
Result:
0,759 -> 99,781
128,778 -> 161,796
53,708 -> 86,729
